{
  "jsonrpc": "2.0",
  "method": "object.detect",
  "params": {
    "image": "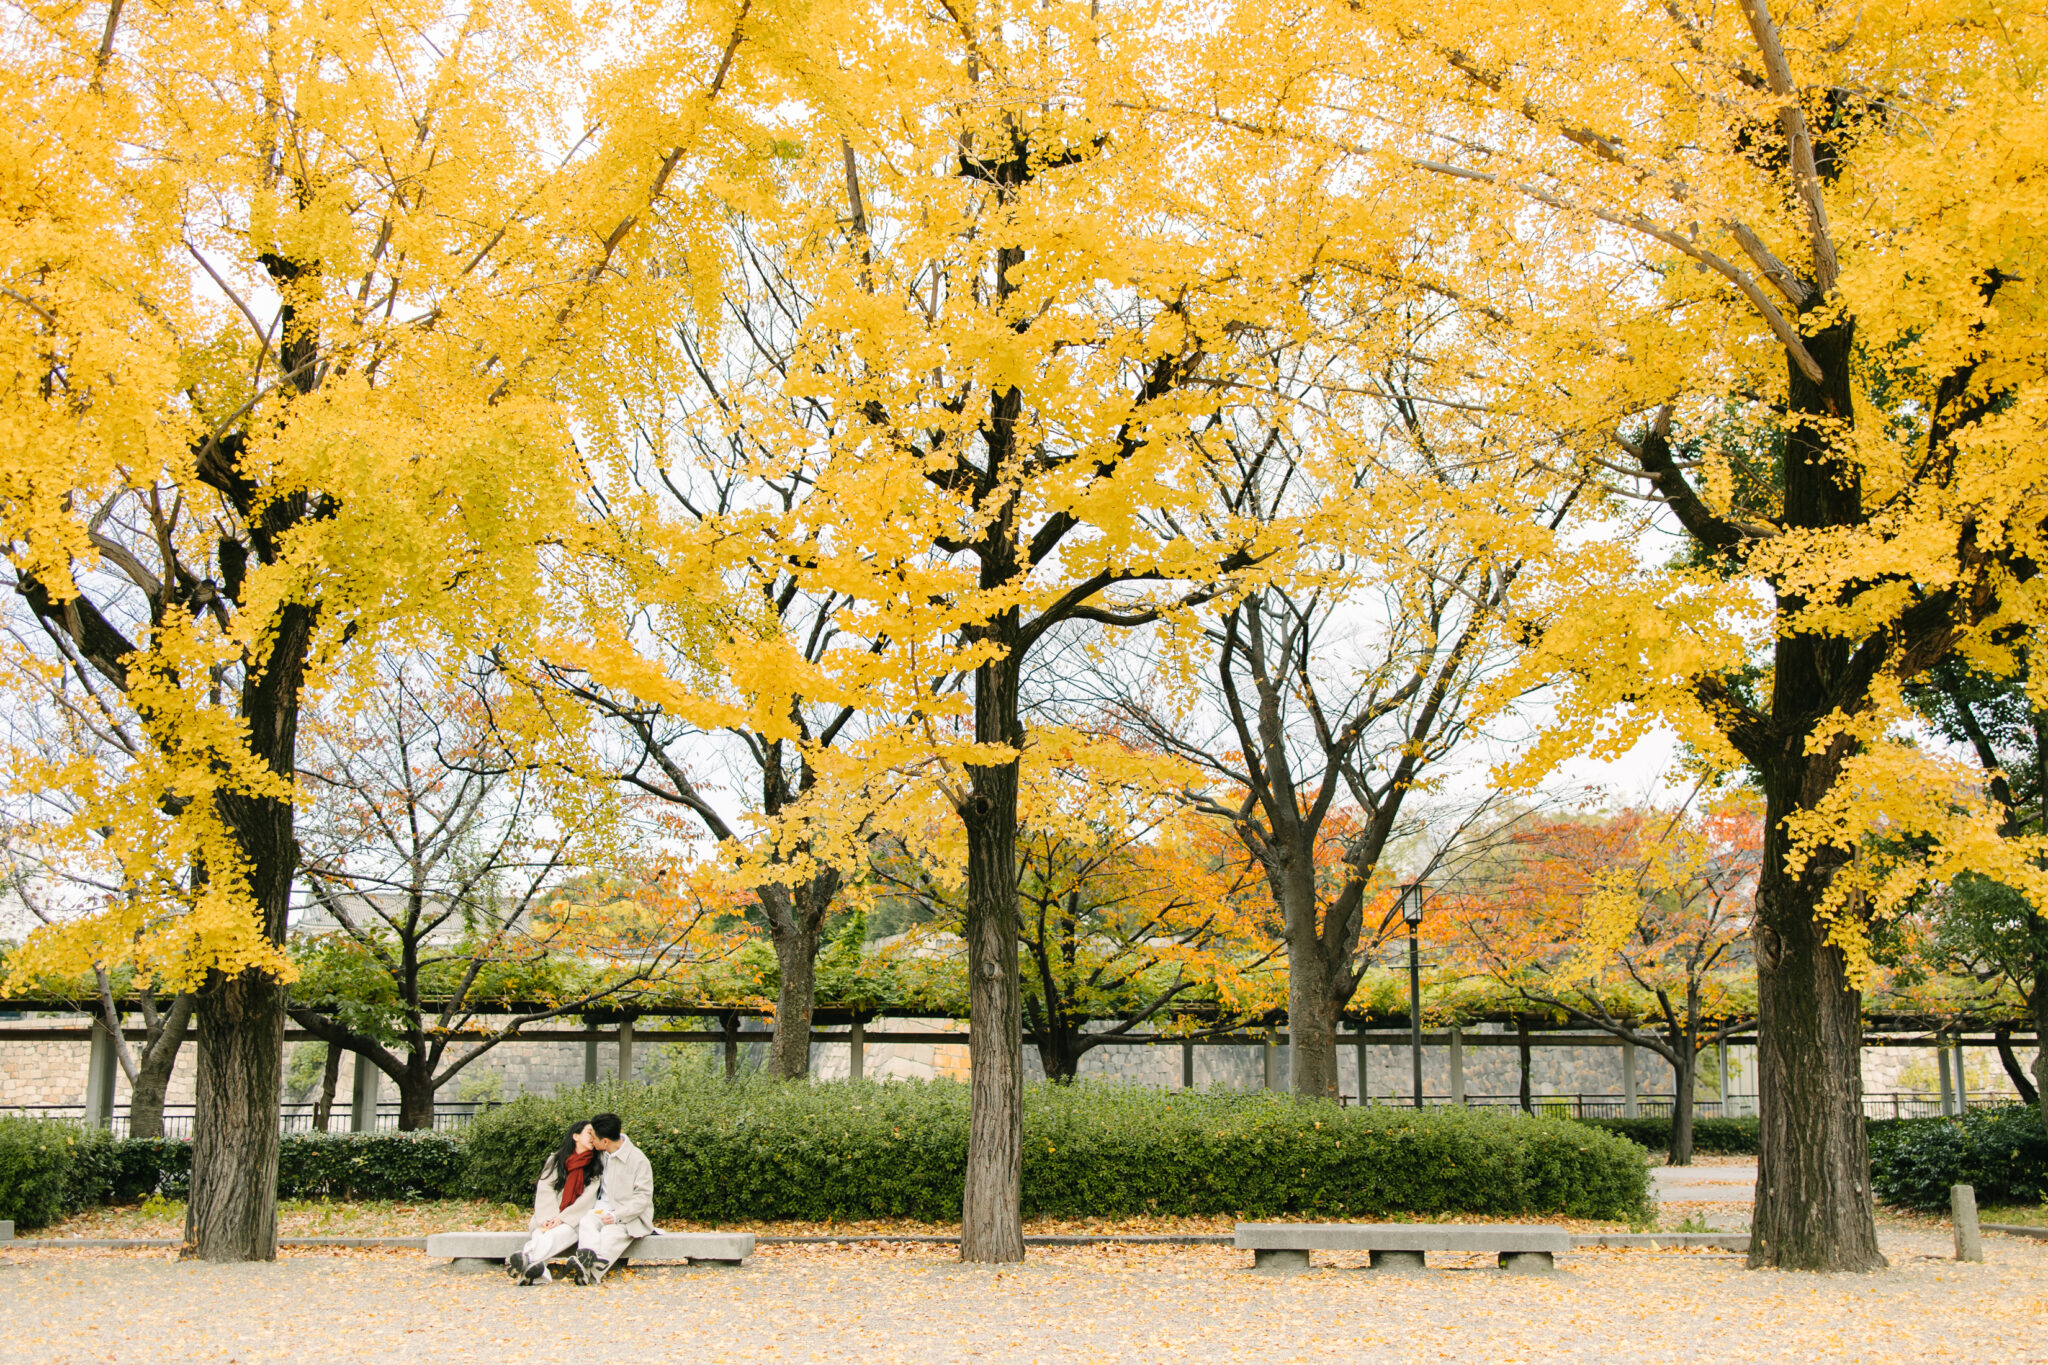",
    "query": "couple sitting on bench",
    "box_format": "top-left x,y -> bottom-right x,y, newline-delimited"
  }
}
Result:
506,1112 -> 654,1286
